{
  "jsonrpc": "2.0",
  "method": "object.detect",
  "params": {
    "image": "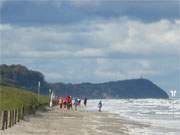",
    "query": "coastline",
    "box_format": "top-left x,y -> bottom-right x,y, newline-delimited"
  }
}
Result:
0,106 -> 148,135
